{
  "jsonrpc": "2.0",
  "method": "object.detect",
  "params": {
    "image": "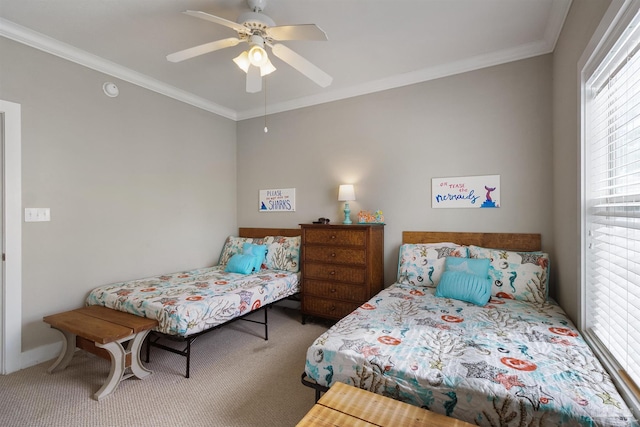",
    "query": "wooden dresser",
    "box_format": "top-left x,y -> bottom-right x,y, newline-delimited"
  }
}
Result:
300,224 -> 384,322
